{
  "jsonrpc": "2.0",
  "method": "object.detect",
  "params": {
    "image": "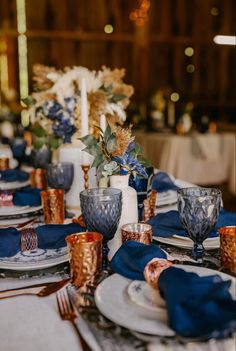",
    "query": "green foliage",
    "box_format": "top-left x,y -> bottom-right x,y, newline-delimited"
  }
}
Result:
109,94 -> 126,103
21,96 -> 36,107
